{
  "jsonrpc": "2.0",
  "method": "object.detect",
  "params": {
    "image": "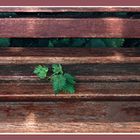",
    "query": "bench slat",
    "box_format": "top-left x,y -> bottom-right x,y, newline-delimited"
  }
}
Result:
0,48 -> 139,64
0,7 -> 140,12
0,101 -> 139,133
0,64 -> 140,81
0,48 -> 139,101
0,18 -> 140,38
0,82 -> 140,101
